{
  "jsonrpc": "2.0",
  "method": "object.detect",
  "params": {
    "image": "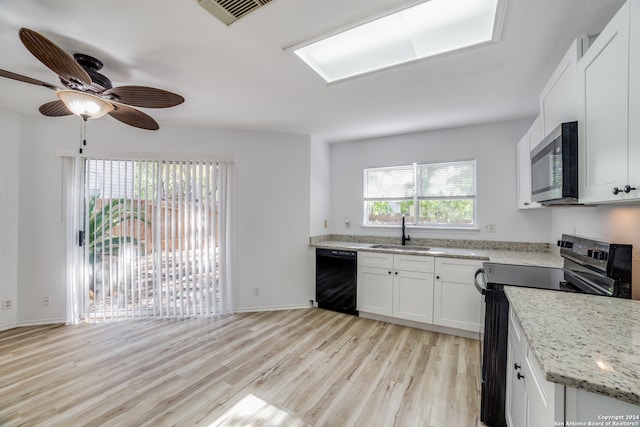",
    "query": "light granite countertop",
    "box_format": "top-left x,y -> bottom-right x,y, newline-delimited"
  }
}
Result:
312,240 -> 564,268
505,286 -> 640,406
